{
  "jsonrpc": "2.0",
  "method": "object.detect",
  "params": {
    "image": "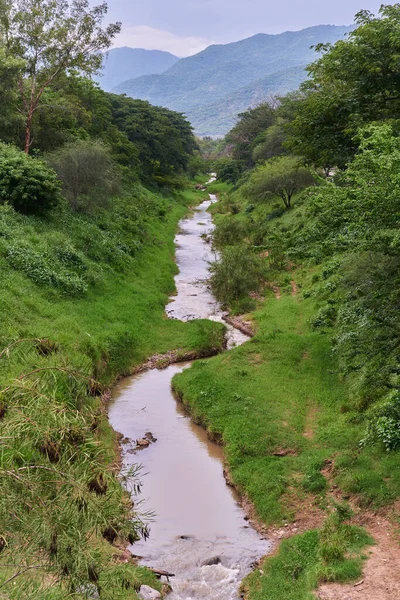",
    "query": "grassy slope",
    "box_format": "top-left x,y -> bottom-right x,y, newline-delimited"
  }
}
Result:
172,192 -> 399,599
1,186 -> 222,381
0,181 -> 225,598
